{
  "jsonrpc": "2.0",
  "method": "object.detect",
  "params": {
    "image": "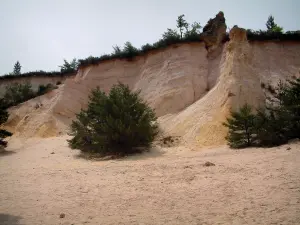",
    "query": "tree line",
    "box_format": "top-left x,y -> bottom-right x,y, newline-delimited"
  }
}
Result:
2,14 -> 299,79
